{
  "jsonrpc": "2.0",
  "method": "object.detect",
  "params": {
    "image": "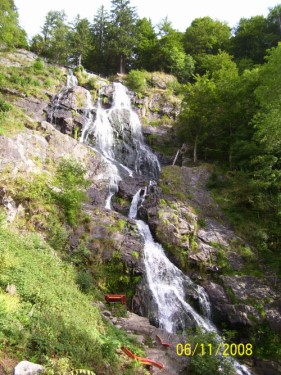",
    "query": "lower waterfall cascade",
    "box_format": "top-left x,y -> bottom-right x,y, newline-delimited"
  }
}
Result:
50,74 -> 254,375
